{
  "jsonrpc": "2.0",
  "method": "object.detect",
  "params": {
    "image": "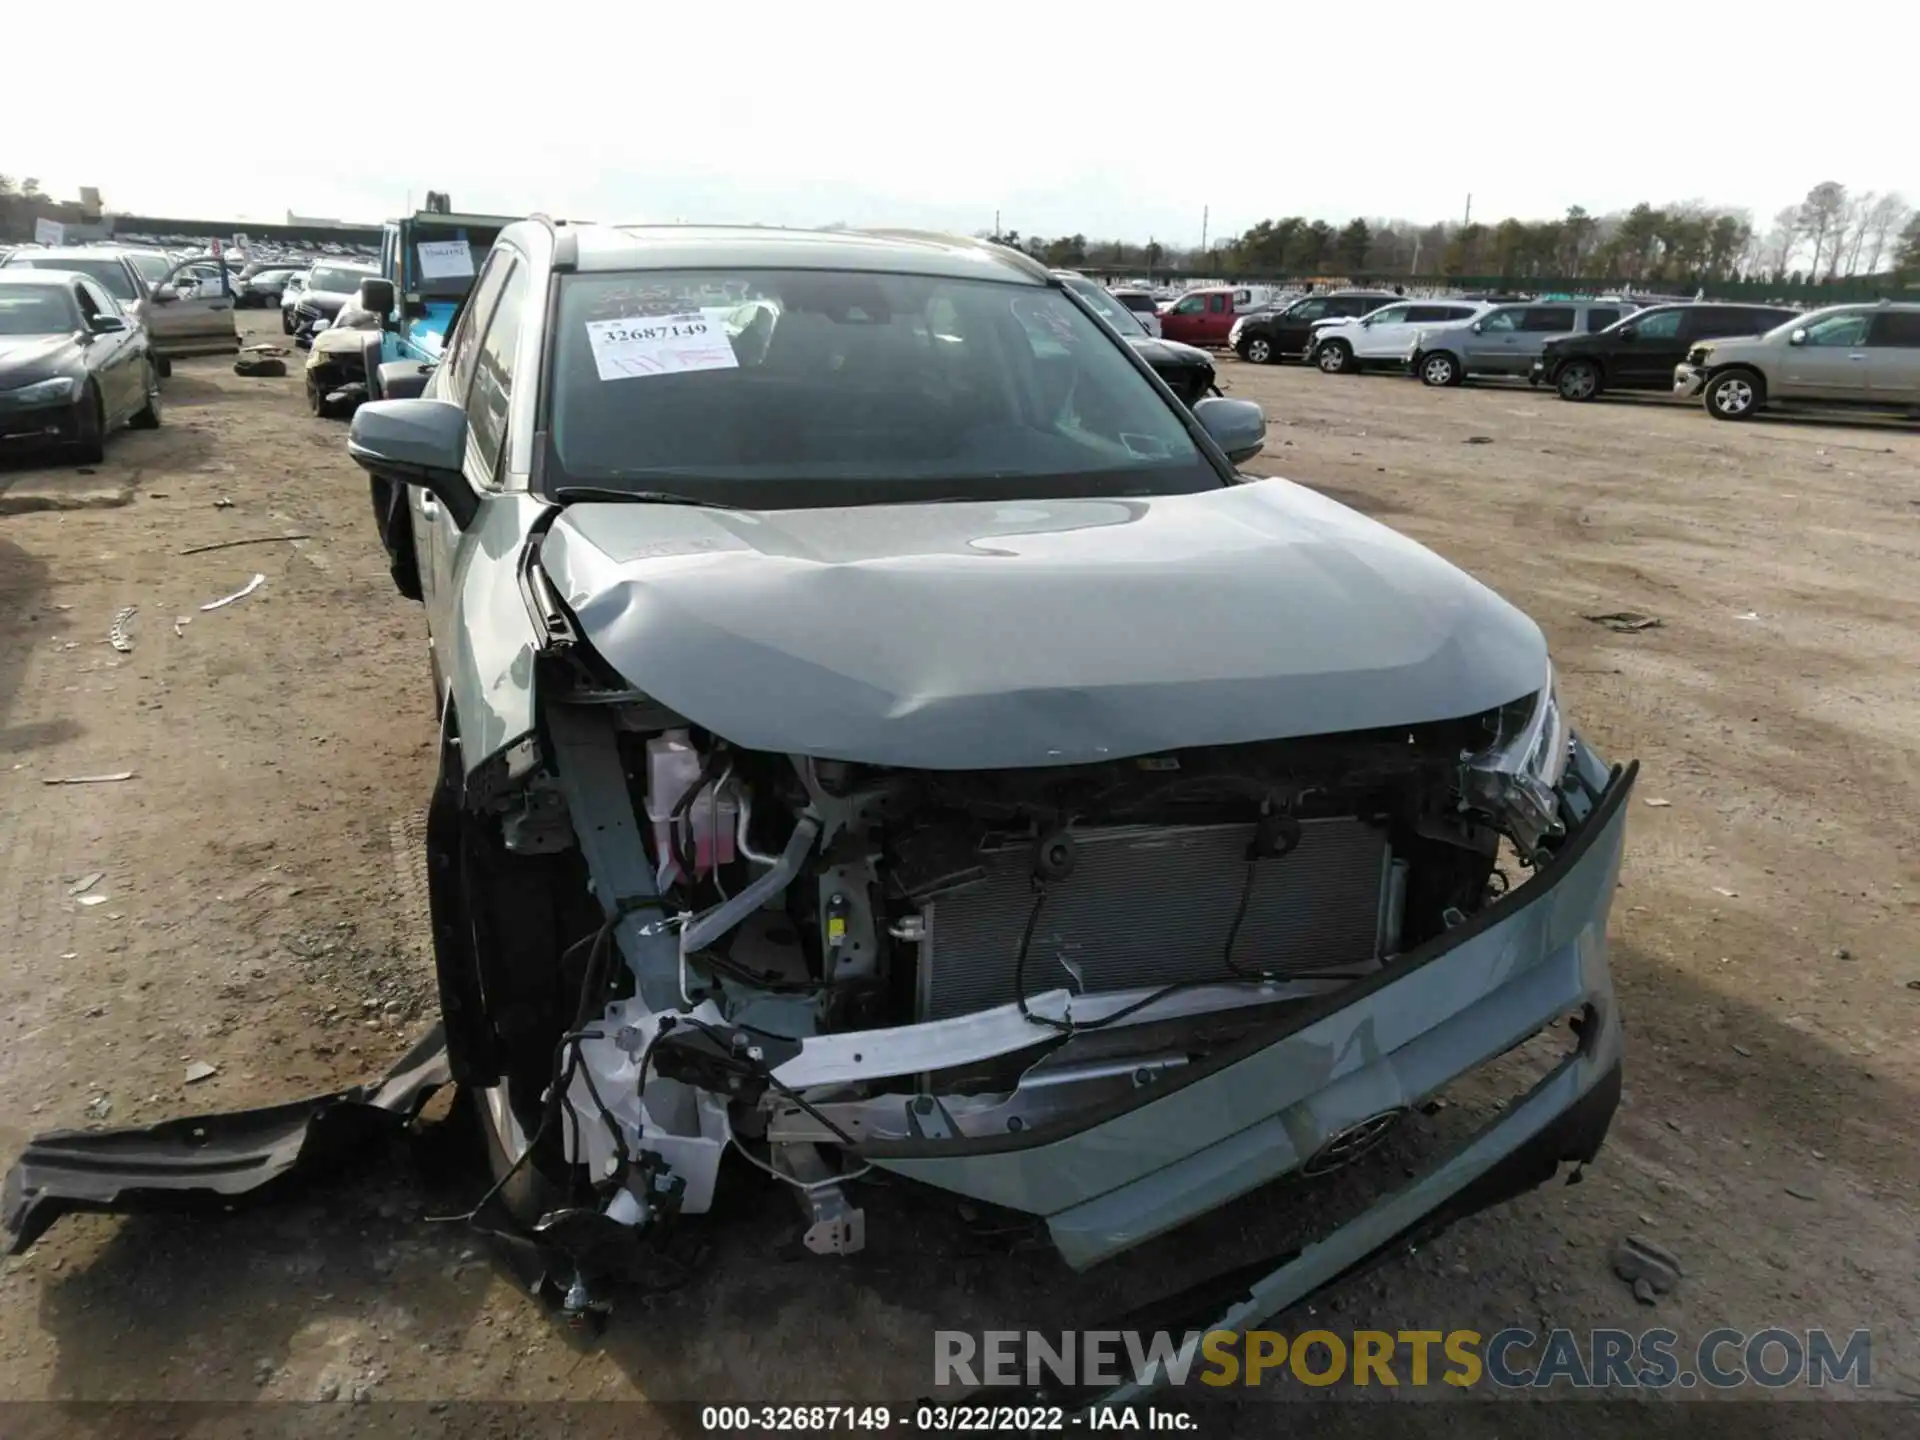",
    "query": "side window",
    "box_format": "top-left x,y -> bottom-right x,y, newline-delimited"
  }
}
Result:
1867,311 -> 1920,348
1585,307 -> 1621,331
1801,312 -> 1871,347
1364,305 -> 1410,325
1479,309 -> 1521,333
1289,299 -> 1330,322
442,250 -> 514,405
465,261 -> 529,482
1207,294 -> 1227,313
1632,309 -> 1684,339
1171,295 -> 1204,315
1519,307 -> 1576,333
